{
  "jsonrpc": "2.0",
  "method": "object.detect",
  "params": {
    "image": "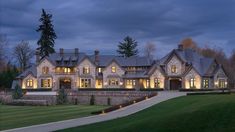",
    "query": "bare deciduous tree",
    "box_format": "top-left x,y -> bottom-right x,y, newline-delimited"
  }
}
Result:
14,41 -> 34,71
144,42 -> 156,60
